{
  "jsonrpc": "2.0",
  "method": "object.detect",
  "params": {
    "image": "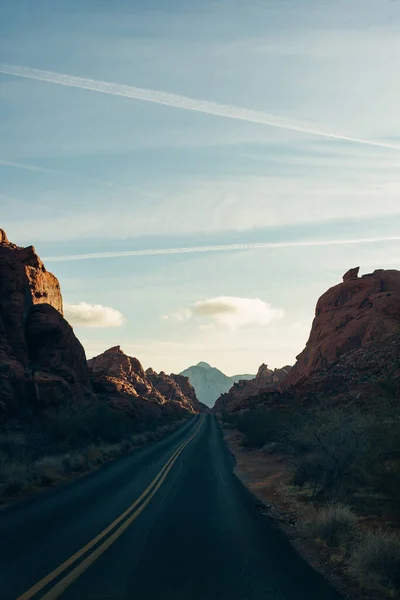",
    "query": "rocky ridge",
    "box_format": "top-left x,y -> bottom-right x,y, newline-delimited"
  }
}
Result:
213,364 -> 292,413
